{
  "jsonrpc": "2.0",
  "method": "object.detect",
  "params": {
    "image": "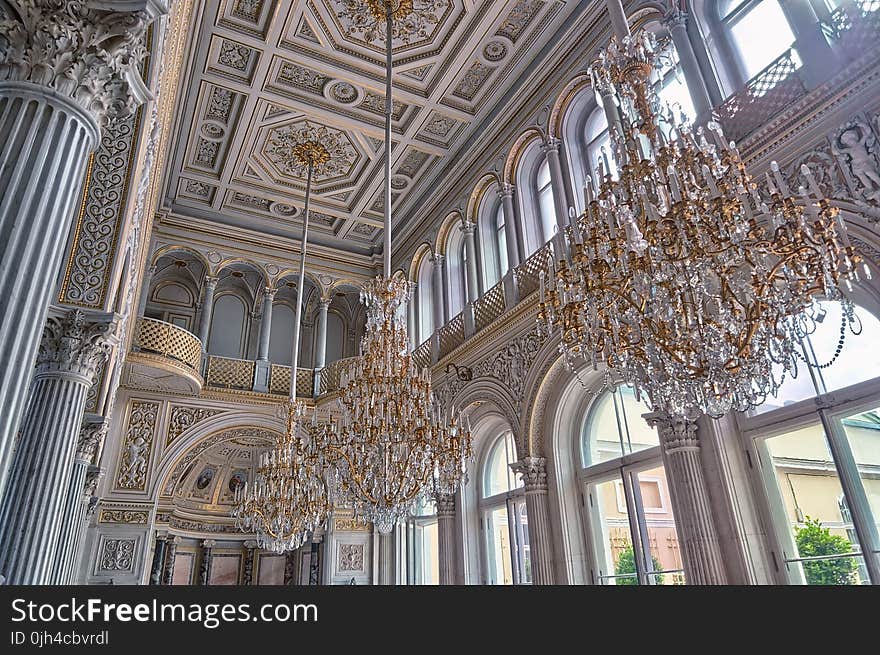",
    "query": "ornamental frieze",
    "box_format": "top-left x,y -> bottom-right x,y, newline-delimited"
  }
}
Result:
98,509 -> 150,524
166,405 -> 227,446
115,400 -> 160,491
